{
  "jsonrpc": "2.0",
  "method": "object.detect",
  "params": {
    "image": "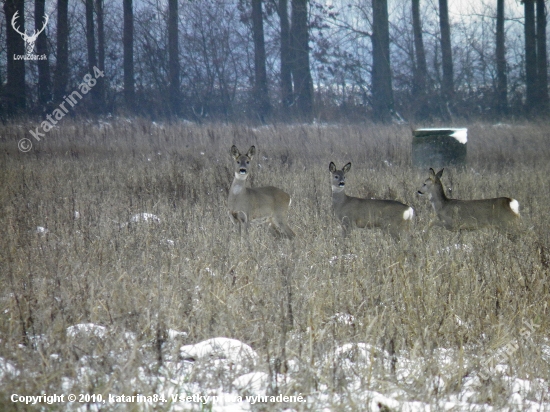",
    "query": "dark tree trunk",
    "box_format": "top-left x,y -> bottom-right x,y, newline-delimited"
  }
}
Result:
438,0 -> 454,105
371,0 -> 393,123
290,0 -> 313,121
85,0 -> 97,110
85,0 -> 97,73
252,0 -> 270,122
35,0 -> 51,110
279,0 -> 293,116
524,0 -> 537,113
168,0 -> 180,116
536,0 -> 548,112
3,0 -> 26,115
412,0 -> 427,94
412,0 -> 429,119
123,0 -> 135,109
96,0 -> 105,111
54,0 -> 69,104
496,0 -> 508,115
